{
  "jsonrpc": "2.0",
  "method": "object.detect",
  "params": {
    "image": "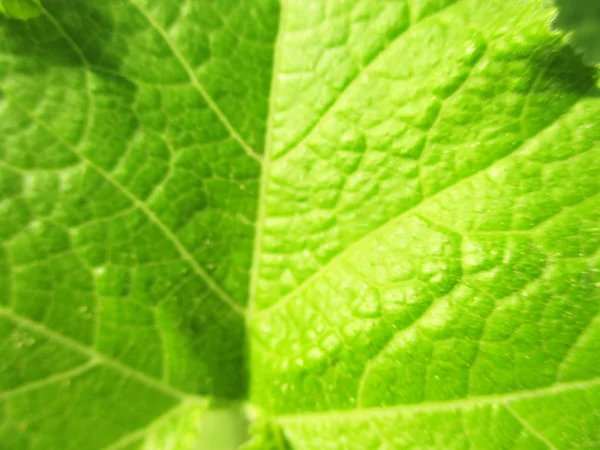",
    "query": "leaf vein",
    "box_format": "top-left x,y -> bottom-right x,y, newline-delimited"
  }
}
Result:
126,0 -> 262,162
505,404 -> 558,450
255,86 -> 590,317
0,361 -> 97,400
271,0 -> 463,161
276,377 -> 600,423
0,308 -> 191,400
7,96 -> 244,316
